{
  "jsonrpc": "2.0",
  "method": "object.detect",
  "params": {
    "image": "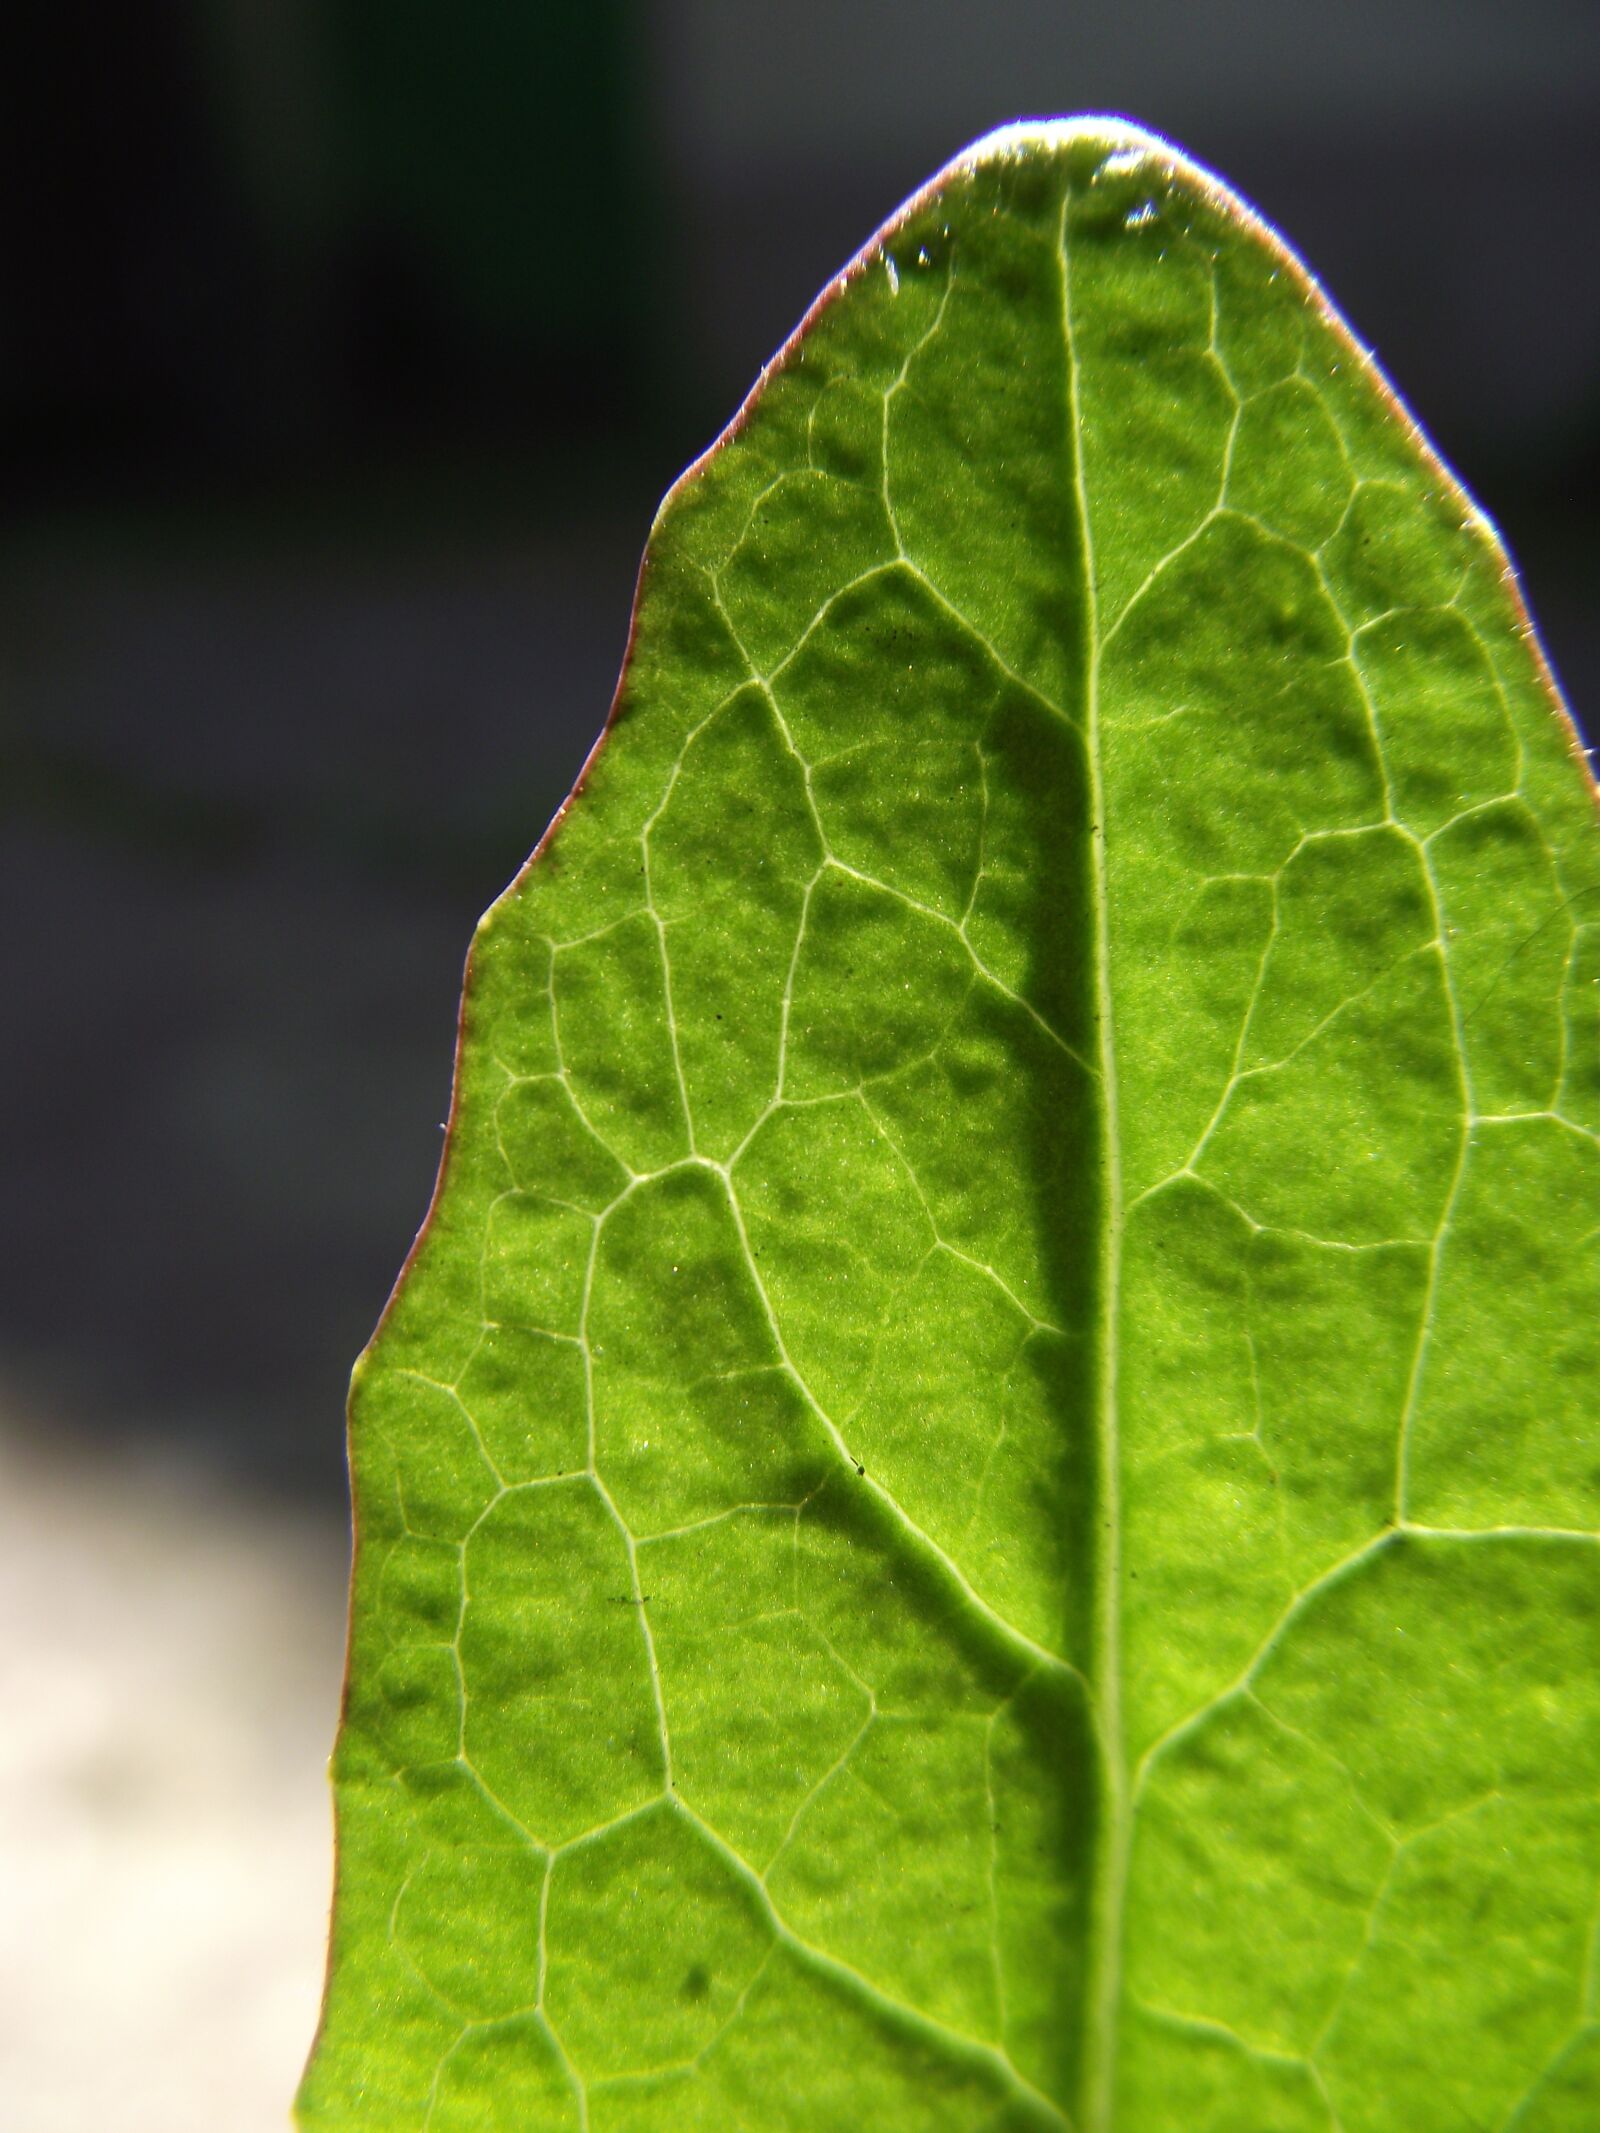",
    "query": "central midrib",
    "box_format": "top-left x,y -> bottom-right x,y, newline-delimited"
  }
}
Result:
1059,173 -> 1130,2133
